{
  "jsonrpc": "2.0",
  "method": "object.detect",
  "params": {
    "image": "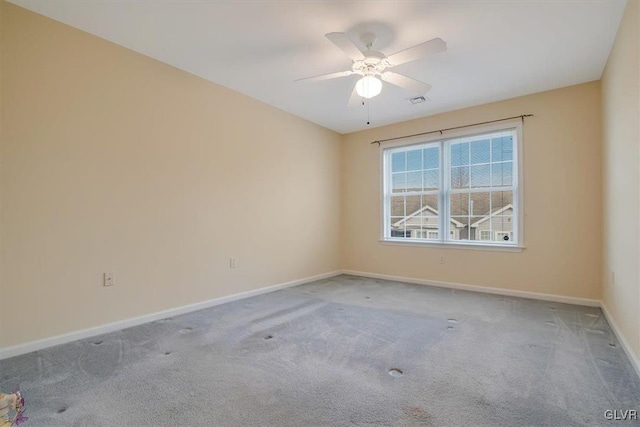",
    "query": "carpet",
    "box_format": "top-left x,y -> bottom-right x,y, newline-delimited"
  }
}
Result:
1,275 -> 639,426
